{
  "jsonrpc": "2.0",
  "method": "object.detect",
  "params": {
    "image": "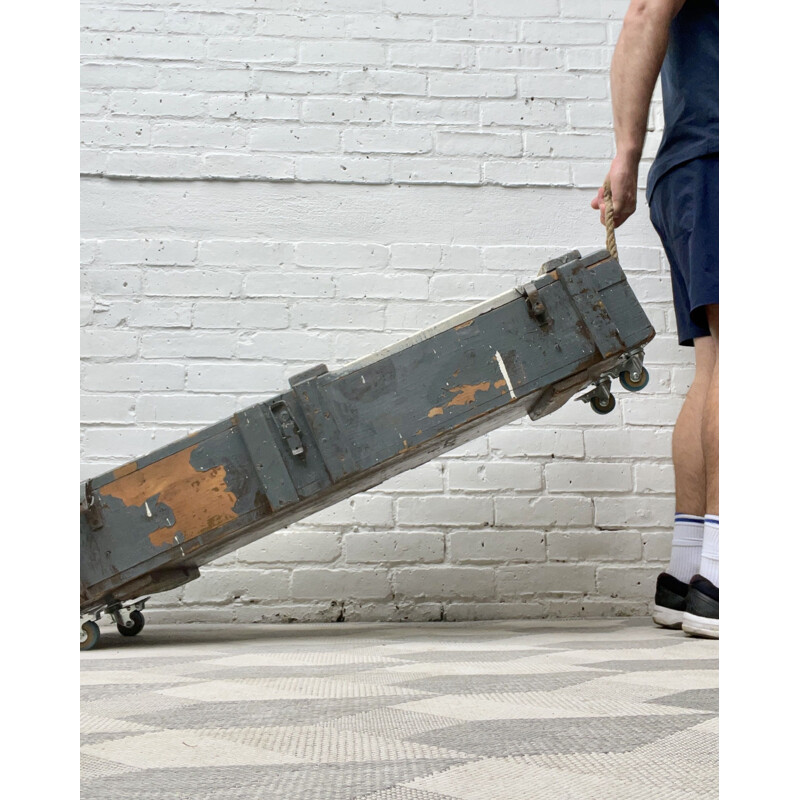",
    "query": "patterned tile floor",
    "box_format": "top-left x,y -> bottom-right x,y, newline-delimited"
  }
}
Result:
81,618 -> 718,799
